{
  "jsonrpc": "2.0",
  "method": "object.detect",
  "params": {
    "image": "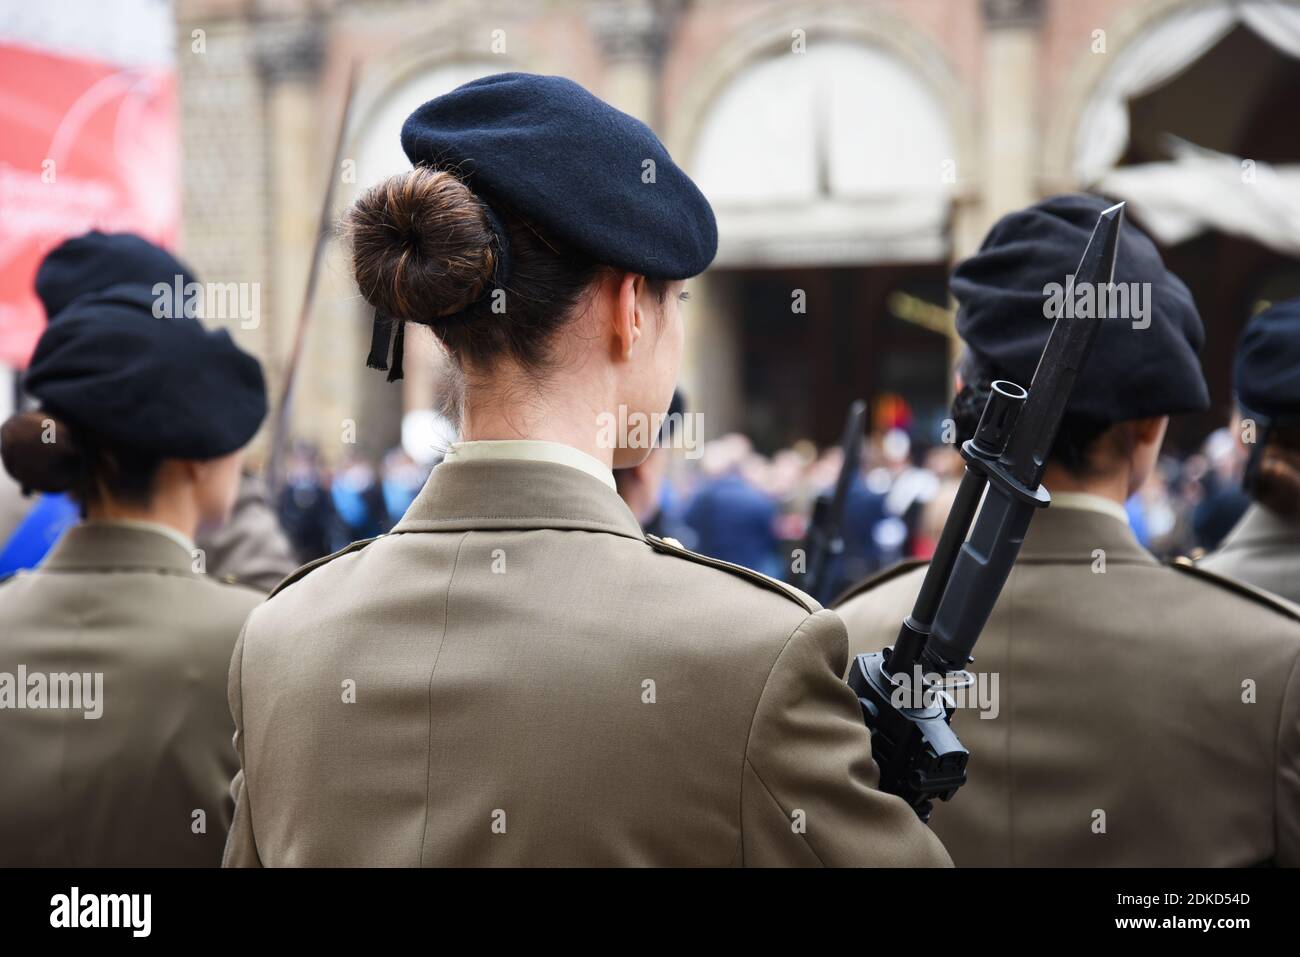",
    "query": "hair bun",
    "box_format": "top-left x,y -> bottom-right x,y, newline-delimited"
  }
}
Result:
0,411 -> 83,494
347,167 -> 498,324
